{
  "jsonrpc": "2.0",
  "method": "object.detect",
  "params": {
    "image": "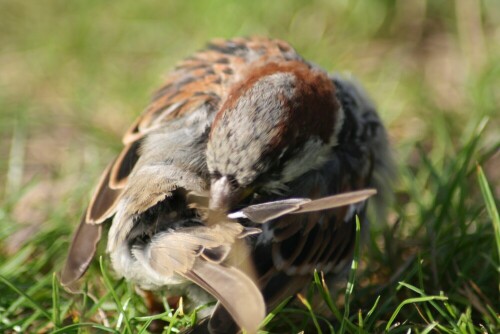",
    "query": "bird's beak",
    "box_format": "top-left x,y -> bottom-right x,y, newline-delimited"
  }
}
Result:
209,176 -> 242,211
